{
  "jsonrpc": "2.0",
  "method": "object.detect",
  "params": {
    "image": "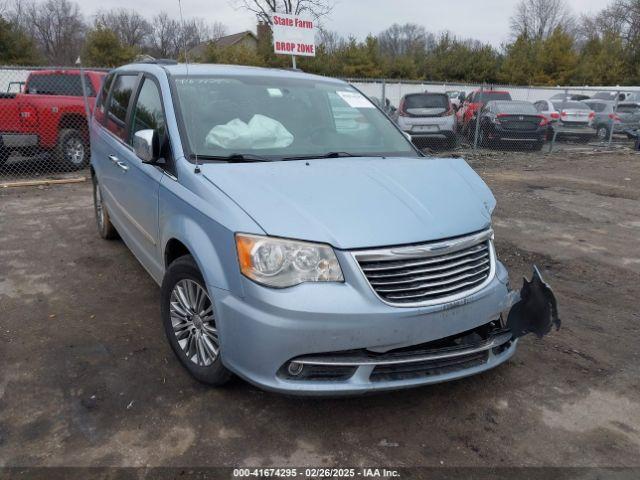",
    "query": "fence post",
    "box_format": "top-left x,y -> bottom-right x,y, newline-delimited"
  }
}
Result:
608,90 -> 620,147
381,78 -> 386,107
473,84 -> 484,151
